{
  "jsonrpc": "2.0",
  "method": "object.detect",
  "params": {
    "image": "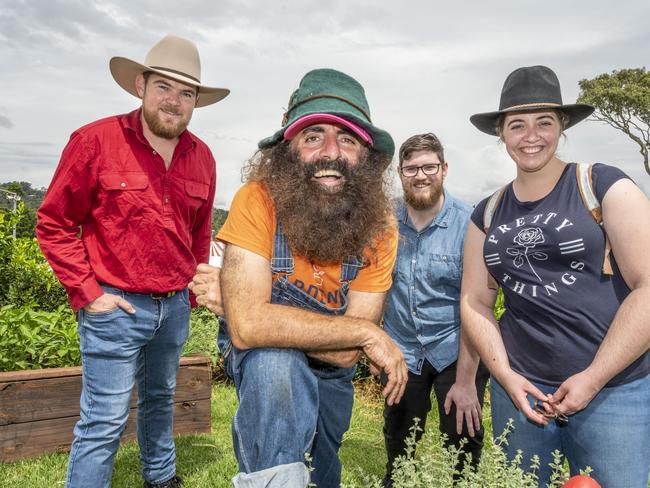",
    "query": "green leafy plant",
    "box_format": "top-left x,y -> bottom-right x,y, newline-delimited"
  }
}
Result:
183,307 -> 221,366
0,204 -> 68,311
578,67 -> 650,176
494,287 -> 506,321
0,304 -> 80,371
0,302 -> 224,373
341,419 -> 582,488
